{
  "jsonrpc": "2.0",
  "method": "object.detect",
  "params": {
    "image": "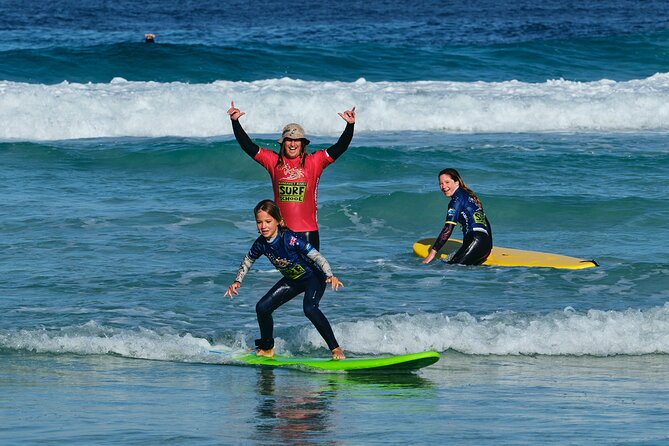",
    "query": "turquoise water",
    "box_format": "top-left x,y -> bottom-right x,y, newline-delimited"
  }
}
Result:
2,0 -> 669,444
